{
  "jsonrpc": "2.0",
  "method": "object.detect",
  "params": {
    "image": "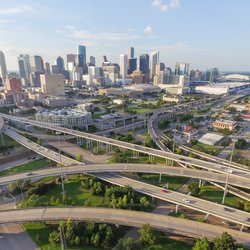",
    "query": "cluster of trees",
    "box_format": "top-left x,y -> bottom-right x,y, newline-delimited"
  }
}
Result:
0,144 -> 14,153
93,146 -> 104,155
117,224 -> 157,250
188,182 -> 201,196
158,119 -> 170,129
8,180 -> 31,196
49,219 -> 115,248
192,232 -> 246,250
114,133 -> 139,144
105,185 -> 150,210
82,177 -> 152,211
235,139 -> 247,149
